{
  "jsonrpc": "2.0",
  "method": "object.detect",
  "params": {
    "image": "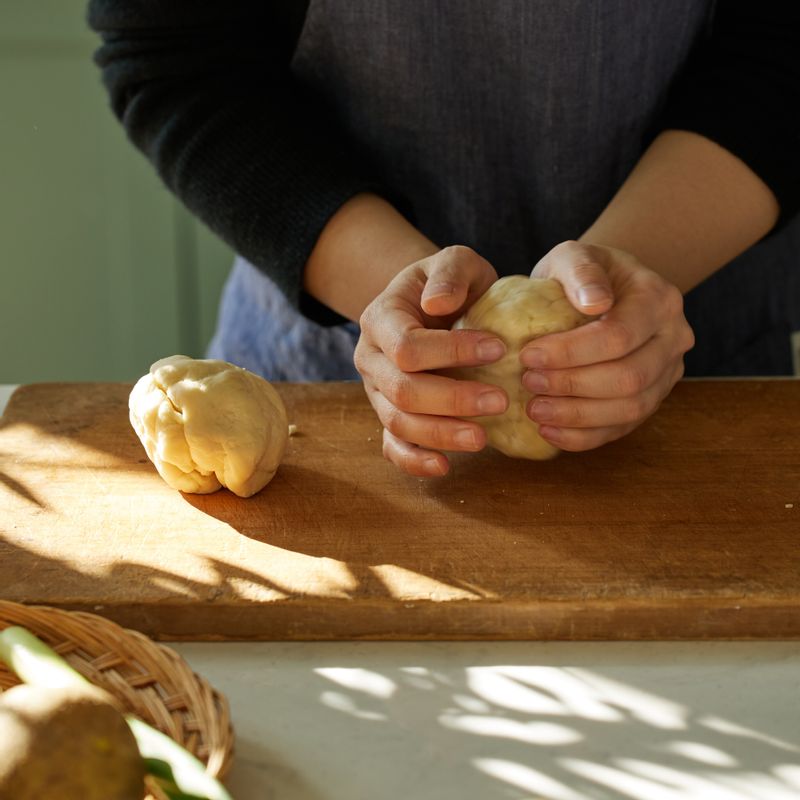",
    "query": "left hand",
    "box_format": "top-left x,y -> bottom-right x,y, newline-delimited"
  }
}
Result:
354,246 -> 507,477
521,240 -> 695,451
